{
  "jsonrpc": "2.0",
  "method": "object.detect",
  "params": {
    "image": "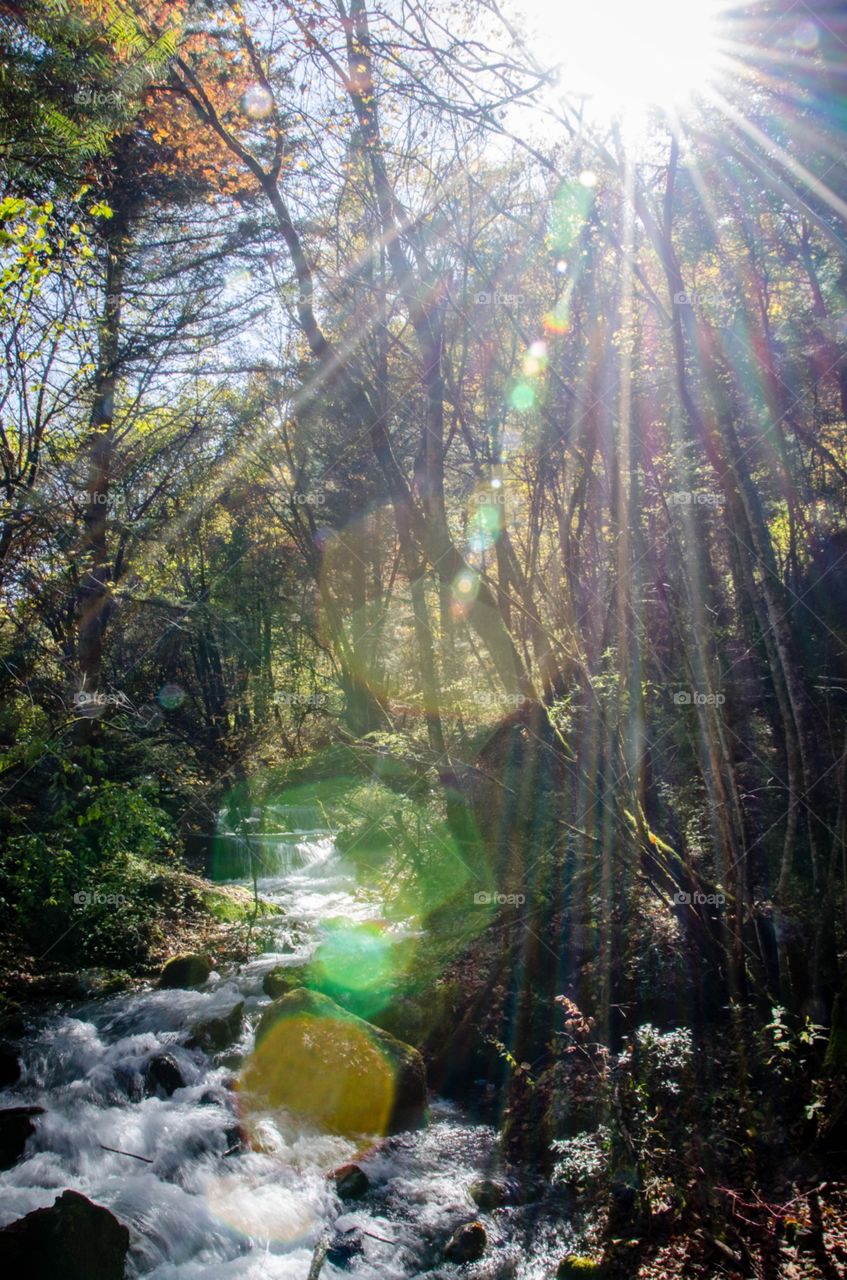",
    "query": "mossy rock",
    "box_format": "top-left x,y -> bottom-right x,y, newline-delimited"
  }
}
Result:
444,1221 -> 487,1263
158,953 -> 212,989
244,988 -> 427,1137
262,965 -> 311,998
556,1256 -> 607,1279
77,969 -> 132,996
202,886 -> 282,924
190,1000 -> 245,1052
